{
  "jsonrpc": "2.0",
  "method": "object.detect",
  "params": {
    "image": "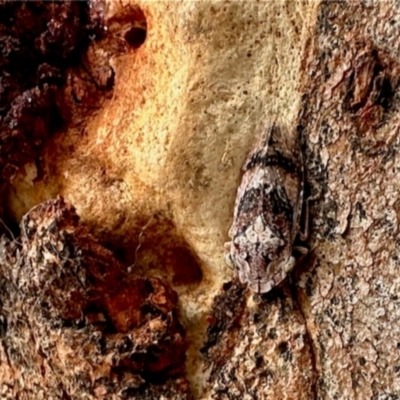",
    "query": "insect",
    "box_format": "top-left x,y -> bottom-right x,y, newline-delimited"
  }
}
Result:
225,121 -> 307,293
